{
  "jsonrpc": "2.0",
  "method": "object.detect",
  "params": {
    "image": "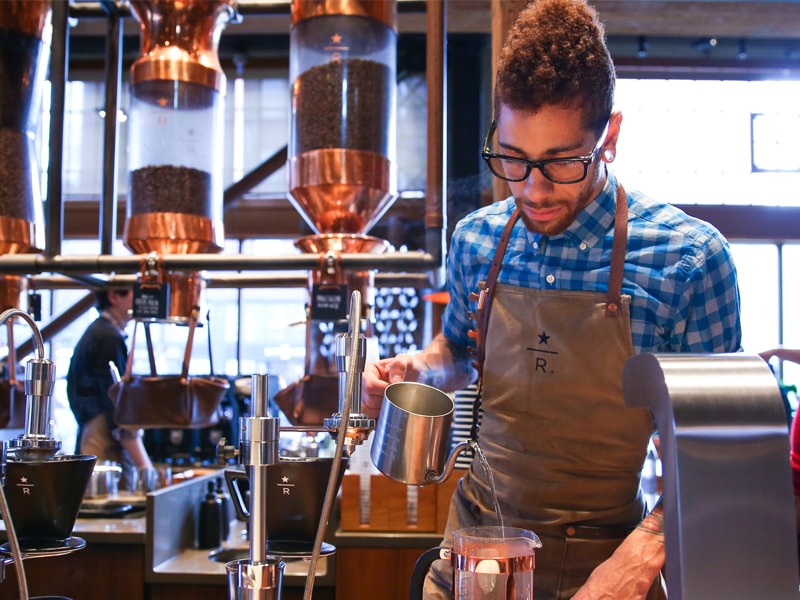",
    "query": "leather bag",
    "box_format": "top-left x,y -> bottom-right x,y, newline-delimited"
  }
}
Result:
1,318 -> 27,429
273,372 -> 339,426
109,309 -> 229,429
